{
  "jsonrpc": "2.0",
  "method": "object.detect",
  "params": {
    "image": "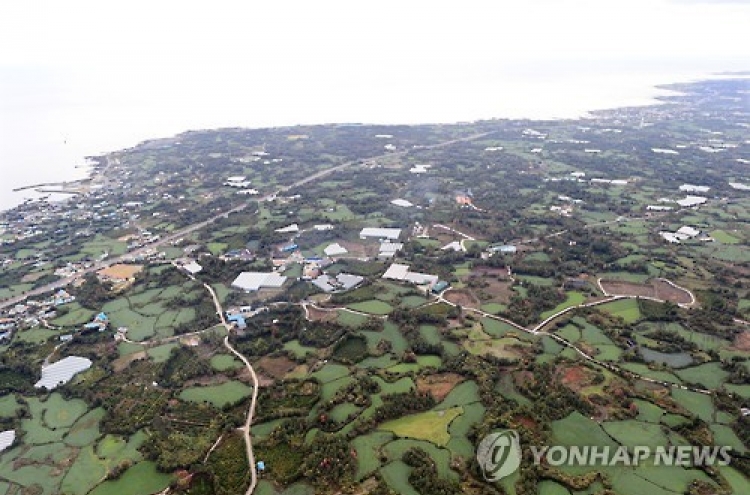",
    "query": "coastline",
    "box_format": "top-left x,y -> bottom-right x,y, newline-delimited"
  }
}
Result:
3,71 -> 745,215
